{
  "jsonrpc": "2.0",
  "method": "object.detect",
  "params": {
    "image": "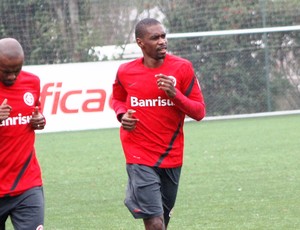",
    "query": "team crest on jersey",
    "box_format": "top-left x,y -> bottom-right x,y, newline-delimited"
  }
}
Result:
168,76 -> 177,86
23,92 -> 34,106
